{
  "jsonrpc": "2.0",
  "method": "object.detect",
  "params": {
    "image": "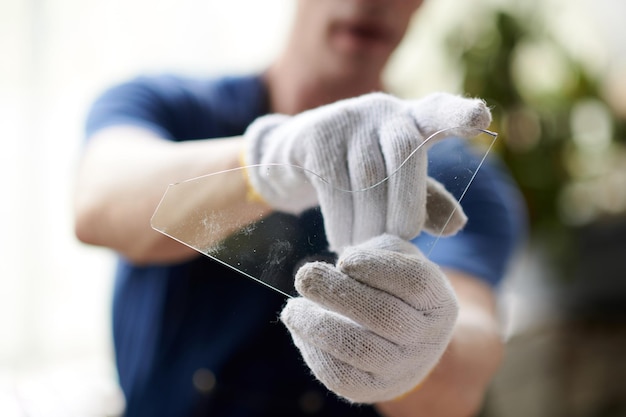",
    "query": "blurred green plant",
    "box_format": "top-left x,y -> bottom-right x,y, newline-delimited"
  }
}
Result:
445,1 -> 626,270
